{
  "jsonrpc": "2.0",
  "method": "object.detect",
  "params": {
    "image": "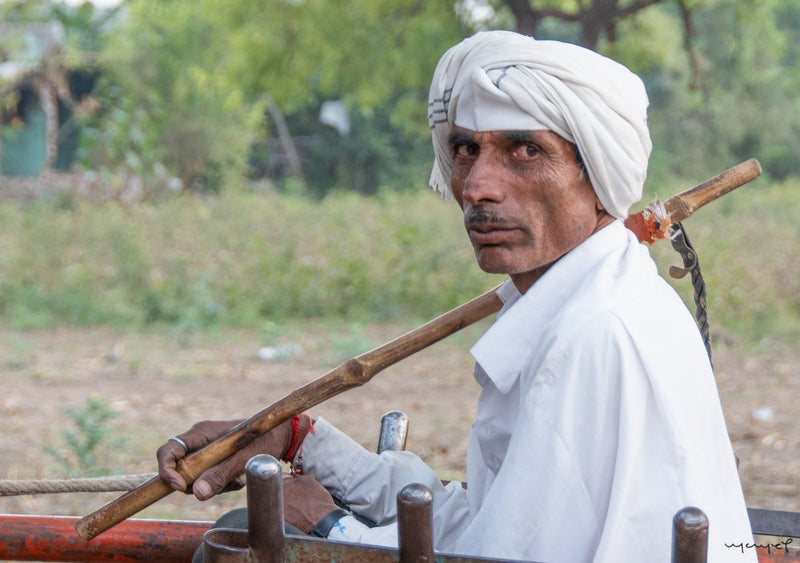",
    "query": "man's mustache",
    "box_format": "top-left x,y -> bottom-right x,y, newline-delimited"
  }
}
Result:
464,207 -> 506,226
